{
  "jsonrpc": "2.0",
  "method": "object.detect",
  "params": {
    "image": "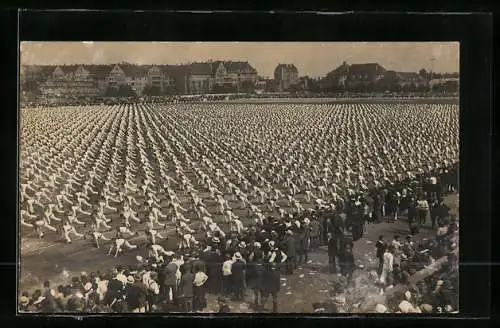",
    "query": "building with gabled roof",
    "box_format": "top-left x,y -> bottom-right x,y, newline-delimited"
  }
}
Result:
86,64 -> 115,81
183,60 -> 258,94
22,60 -> 260,98
324,61 -> 387,91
